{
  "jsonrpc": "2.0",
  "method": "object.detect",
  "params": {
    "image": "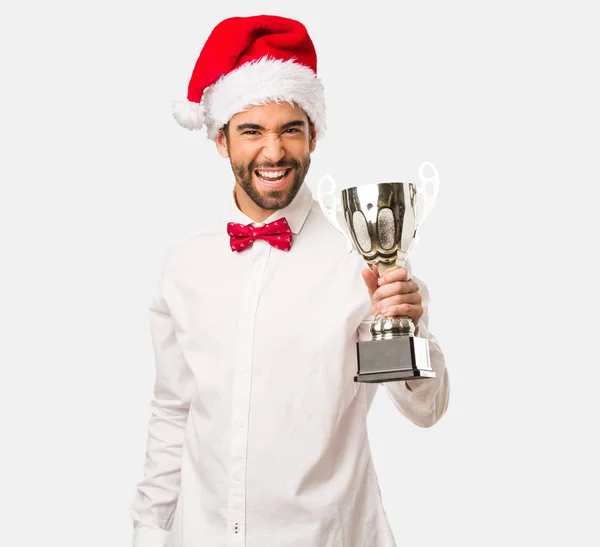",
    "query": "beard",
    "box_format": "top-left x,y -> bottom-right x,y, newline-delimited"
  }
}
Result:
231,154 -> 311,211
